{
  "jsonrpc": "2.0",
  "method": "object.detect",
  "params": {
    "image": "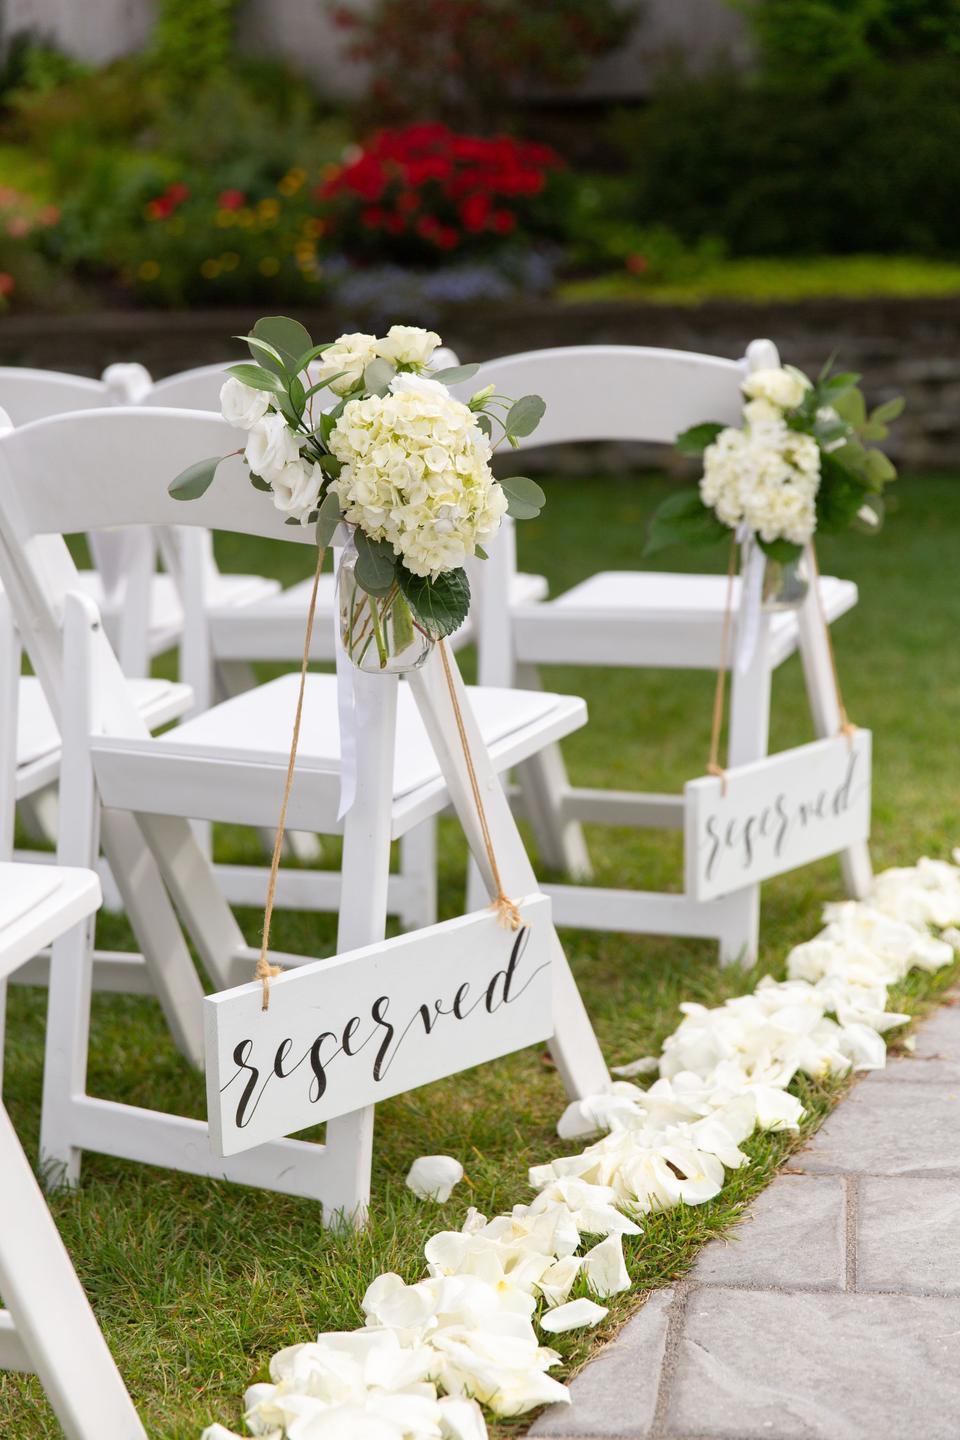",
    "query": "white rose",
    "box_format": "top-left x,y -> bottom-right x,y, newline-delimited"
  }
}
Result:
390,371 -> 450,400
244,412 -> 302,483
316,331 -> 379,396
376,324 -> 441,368
742,366 -> 810,411
220,376 -> 271,431
270,459 -> 323,525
